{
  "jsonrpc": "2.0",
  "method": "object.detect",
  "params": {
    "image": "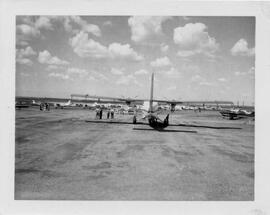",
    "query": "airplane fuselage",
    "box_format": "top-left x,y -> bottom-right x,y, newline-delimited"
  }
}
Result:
147,114 -> 169,130
132,73 -> 170,130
